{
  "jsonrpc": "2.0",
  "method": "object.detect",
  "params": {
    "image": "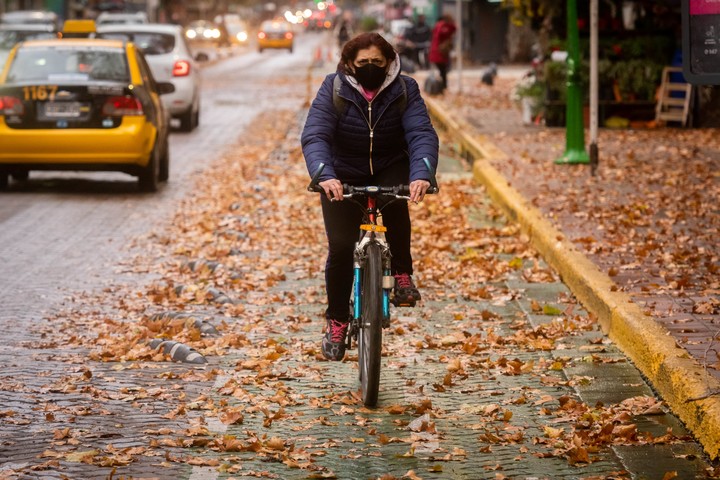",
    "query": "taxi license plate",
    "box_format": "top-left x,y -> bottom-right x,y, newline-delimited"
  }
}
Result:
43,102 -> 82,118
